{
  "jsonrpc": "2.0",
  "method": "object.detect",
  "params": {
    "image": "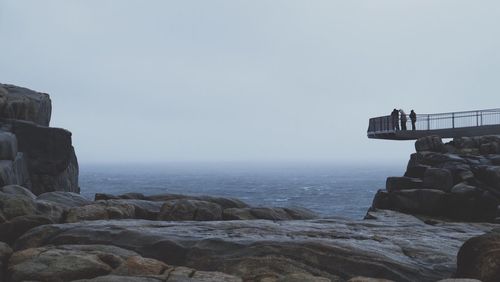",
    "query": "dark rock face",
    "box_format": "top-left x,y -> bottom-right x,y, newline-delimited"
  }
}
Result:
456,231 -> 500,282
12,210 -> 496,282
0,83 -> 79,195
373,135 -> 500,222
415,135 -> 445,152
0,84 -> 51,126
